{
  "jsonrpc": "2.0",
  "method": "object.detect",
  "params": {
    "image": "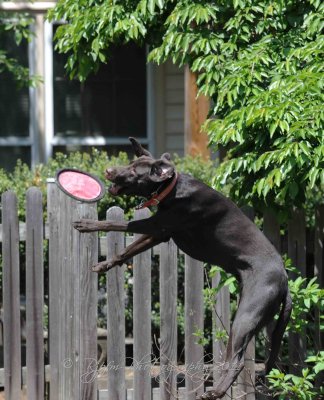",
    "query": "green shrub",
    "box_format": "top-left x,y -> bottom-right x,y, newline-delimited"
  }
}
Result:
268,352 -> 324,399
